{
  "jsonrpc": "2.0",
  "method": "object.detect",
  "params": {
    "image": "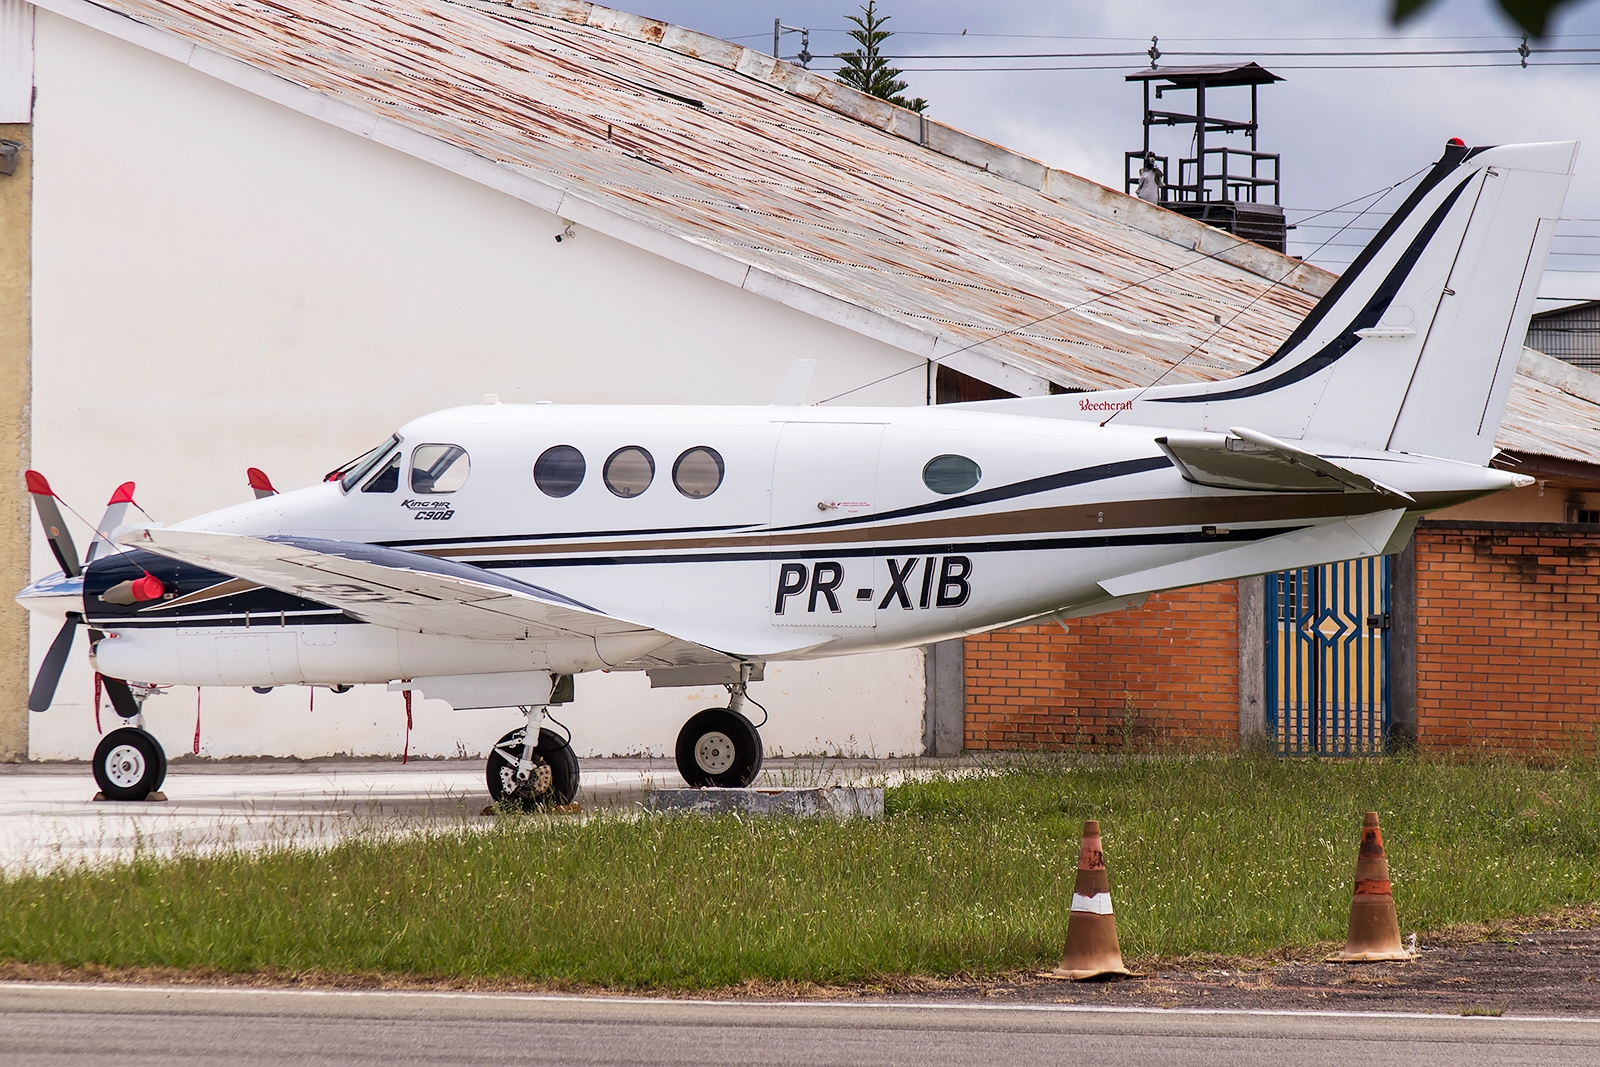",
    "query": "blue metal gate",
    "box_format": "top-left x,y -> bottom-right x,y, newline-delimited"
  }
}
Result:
1265,558 -> 1391,755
